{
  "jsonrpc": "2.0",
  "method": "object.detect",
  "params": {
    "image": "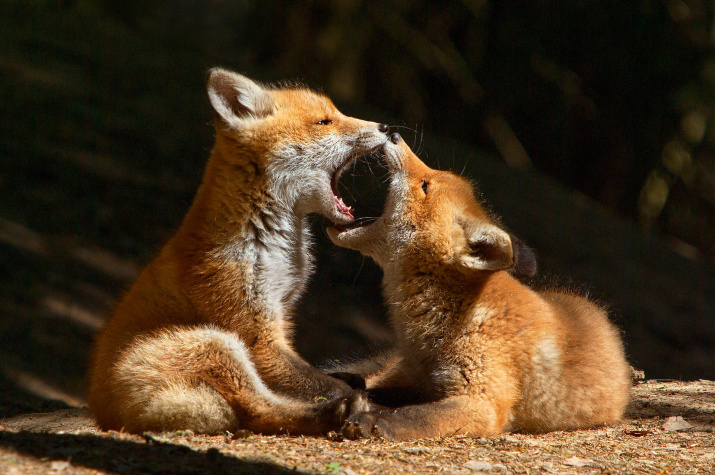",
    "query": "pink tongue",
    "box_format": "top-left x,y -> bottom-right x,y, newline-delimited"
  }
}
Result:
335,195 -> 354,220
